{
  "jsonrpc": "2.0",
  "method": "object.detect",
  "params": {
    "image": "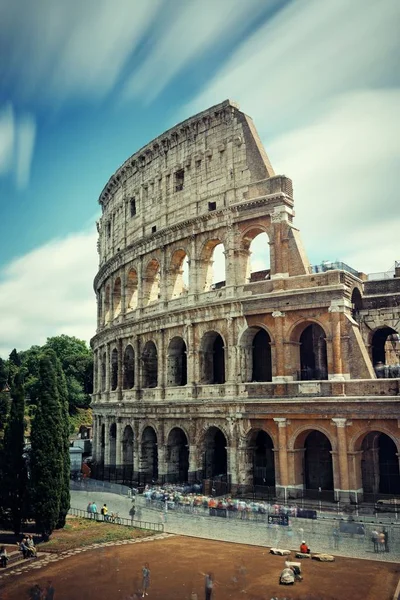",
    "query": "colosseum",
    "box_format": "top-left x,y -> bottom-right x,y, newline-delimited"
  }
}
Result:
91,99 -> 400,505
